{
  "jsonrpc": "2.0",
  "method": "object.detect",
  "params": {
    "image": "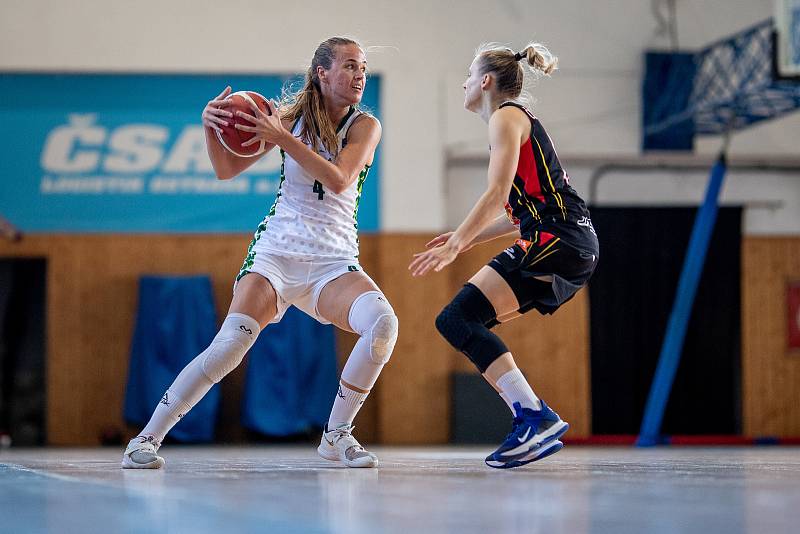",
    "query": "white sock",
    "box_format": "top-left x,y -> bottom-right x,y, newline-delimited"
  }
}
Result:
327,382 -> 369,429
139,313 -> 260,443
139,356 -> 212,443
499,392 -> 516,414
496,368 -> 542,411
325,327 -> 389,429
